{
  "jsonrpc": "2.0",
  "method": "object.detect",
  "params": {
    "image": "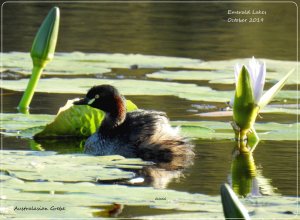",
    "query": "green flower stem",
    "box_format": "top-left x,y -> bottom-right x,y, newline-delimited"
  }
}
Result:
17,7 -> 59,113
18,66 -> 44,112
